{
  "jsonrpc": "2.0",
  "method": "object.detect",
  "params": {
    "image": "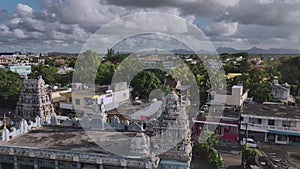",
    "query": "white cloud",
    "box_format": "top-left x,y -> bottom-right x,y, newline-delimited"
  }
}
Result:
44,0 -> 127,26
0,0 -> 300,51
205,21 -> 239,36
13,29 -> 27,39
16,3 -> 33,16
259,0 -> 274,5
